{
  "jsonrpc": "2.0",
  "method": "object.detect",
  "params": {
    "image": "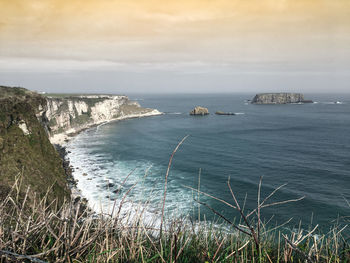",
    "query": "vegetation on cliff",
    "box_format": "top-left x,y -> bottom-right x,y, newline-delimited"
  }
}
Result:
0,86 -> 160,203
0,86 -> 70,203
